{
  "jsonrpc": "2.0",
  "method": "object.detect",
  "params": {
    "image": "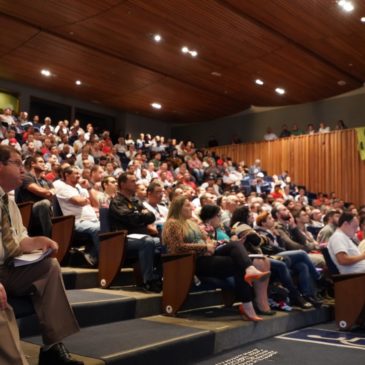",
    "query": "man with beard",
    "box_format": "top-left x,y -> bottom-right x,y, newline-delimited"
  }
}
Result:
271,204 -> 309,252
317,210 -> 341,245
16,156 -> 54,237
